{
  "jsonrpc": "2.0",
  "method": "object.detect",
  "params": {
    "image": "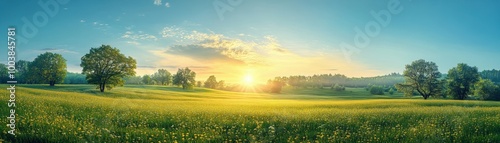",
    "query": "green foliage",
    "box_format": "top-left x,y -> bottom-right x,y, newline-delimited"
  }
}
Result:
388,88 -> 395,95
196,81 -> 202,87
0,64 -> 9,83
287,73 -> 404,88
64,72 -> 87,84
399,59 -> 442,99
204,75 -> 218,89
369,85 -> 384,95
331,83 -> 345,91
173,67 -> 196,90
81,45 -> 137,92
480,69 -> 500,84
151,69 -> 172,85
447,63 -> 480,100
124,76 -> 143,84
15,60 -> 34,84
142,75 -> 152,85
30,52 -> 67,86
474,78 -> 498,100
